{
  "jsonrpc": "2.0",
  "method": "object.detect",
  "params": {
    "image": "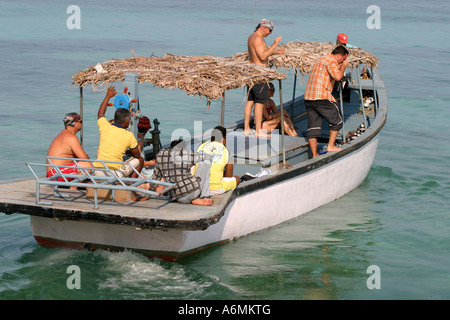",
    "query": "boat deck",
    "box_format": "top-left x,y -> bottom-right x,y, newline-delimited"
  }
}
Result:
0,177 -> 234,230
0,132 -> 313,231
